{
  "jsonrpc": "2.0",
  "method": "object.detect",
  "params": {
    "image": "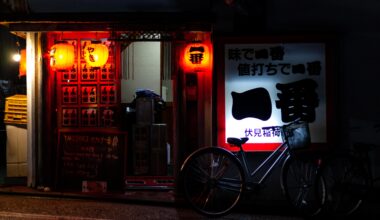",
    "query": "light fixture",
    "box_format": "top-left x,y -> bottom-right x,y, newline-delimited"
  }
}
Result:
12,40 -> 21,62
50,41 -> 75,70
83,41 -> 109,68
12,53 -> 21,62
183,42 -> 211,71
